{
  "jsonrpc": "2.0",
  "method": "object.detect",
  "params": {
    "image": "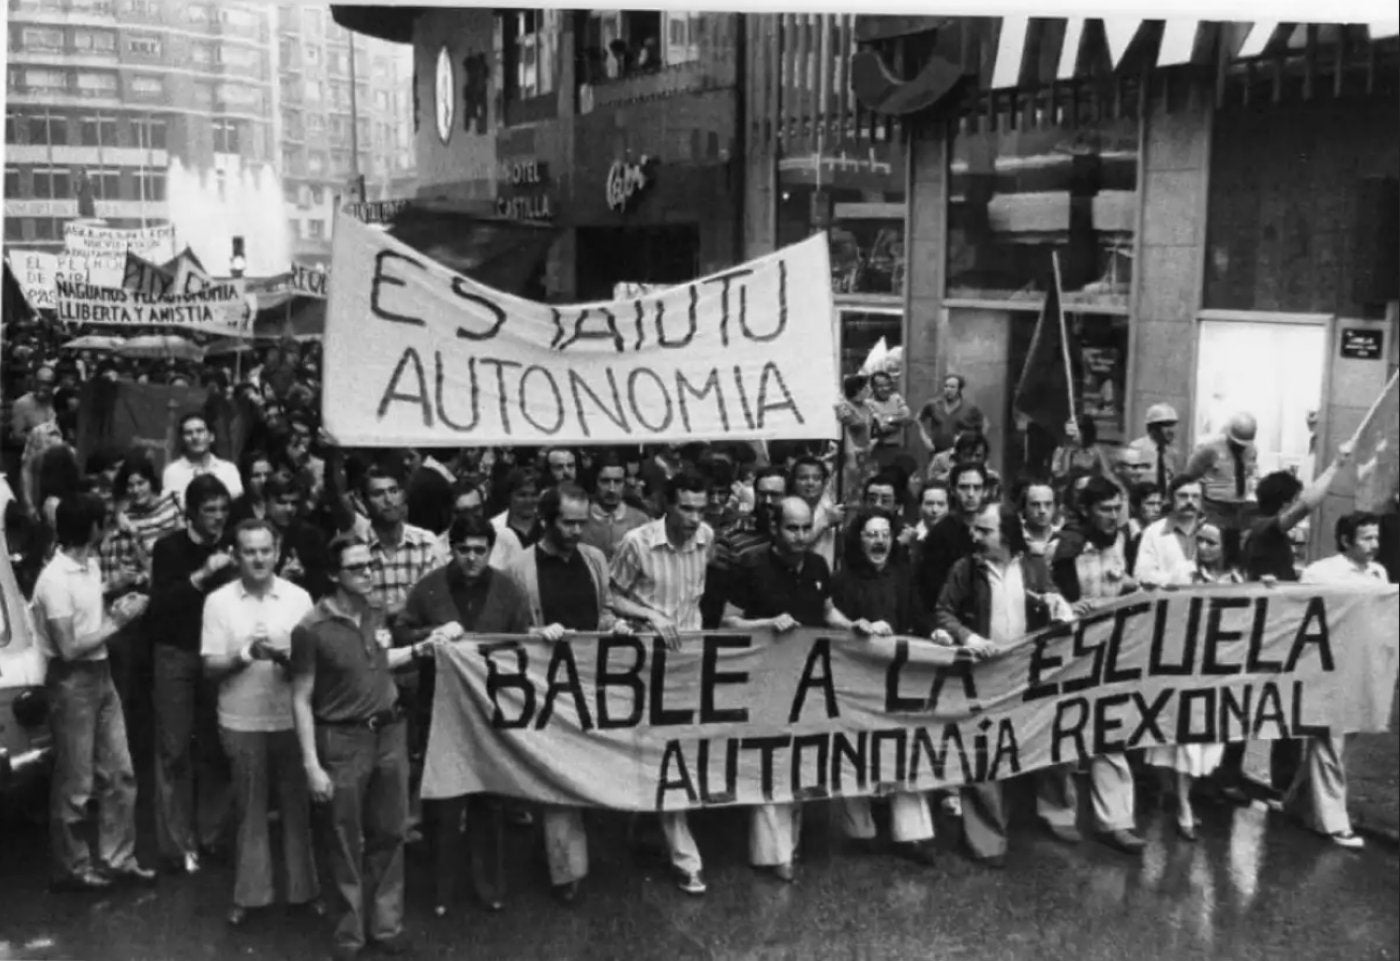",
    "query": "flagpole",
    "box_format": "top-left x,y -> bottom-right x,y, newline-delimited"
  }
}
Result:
1050,251 -> 1079,426
1348,370 -> 1399,446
